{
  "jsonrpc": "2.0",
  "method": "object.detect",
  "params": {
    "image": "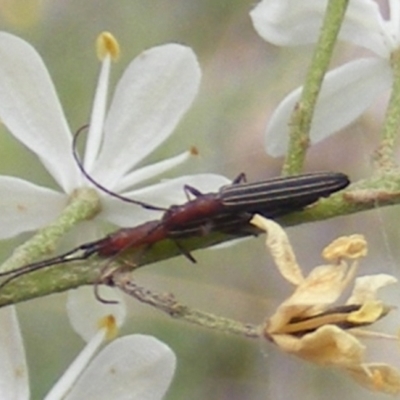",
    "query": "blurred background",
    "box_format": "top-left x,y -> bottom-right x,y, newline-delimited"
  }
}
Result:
0,0 -> 399,399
